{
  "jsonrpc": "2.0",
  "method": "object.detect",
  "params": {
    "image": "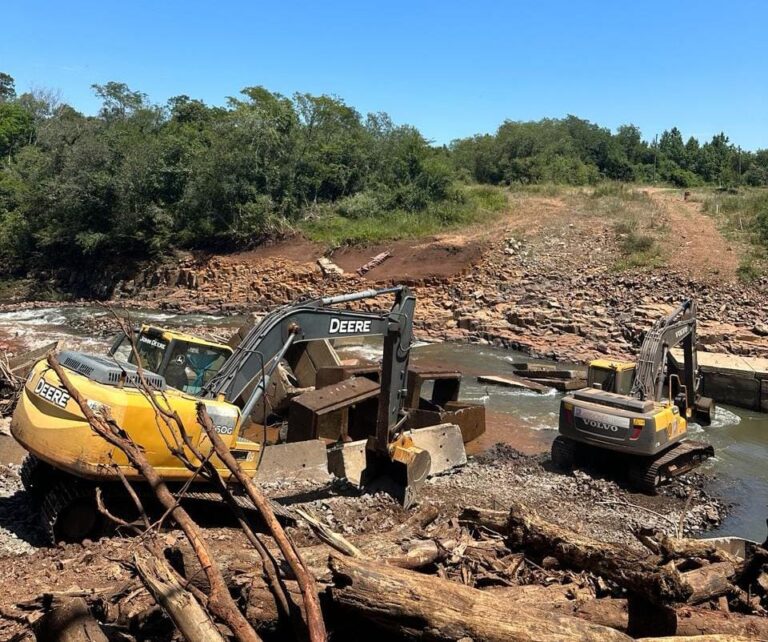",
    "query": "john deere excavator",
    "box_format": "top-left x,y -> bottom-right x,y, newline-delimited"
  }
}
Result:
552,299 -> 715,492
12,286 -> 463,540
